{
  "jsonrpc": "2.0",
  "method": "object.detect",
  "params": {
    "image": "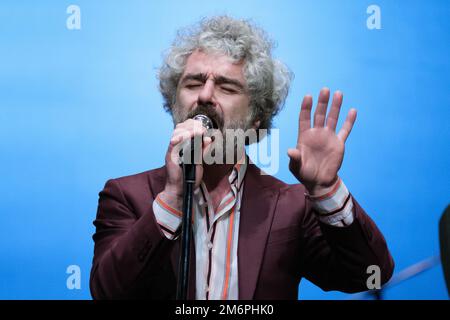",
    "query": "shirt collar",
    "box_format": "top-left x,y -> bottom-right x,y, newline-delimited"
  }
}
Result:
195,153 -> 248,207
228,153 -> 248,191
